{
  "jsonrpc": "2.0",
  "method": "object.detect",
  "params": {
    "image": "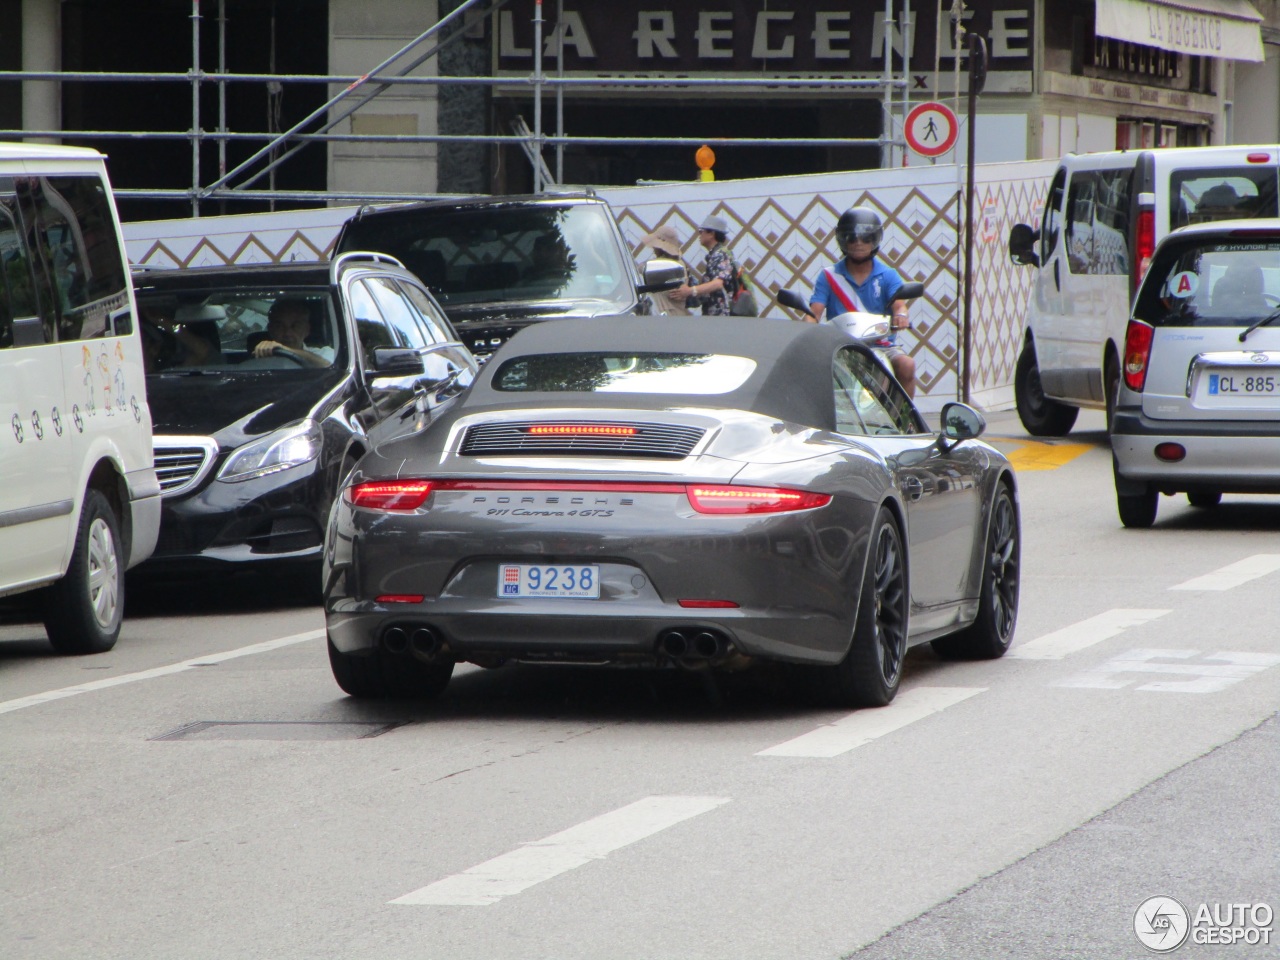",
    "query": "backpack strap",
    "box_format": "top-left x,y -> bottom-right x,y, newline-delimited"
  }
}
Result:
824,268 -> 867,314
